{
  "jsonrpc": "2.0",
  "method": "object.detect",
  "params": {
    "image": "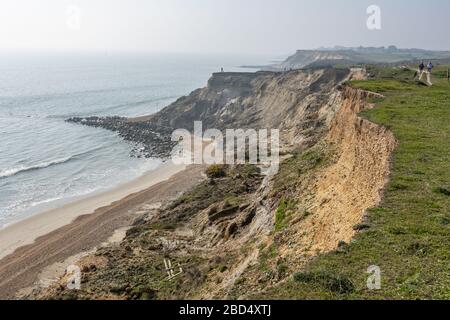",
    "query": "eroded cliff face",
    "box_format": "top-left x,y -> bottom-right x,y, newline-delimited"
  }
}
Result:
265,87 -> 396,271
203,85 -> 396,299
37,69 -> 396,300
152,68 -> 349,140
69,68 -> 351,157
308,87 -> 396,252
